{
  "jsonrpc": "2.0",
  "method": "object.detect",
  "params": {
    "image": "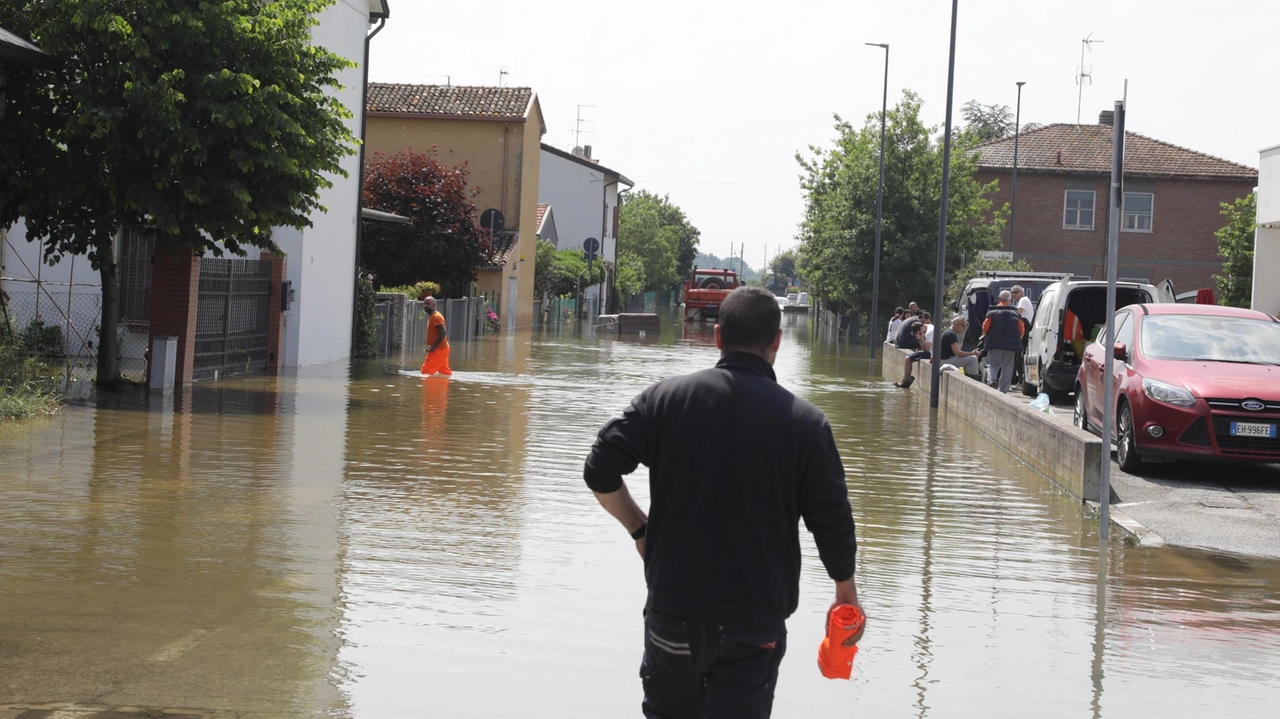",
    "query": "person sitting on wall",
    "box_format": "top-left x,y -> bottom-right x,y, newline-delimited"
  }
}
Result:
895,321 -> 932,389
938,315 -> 981,378
886,307 -> 905,344
895,312 -> 924,349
